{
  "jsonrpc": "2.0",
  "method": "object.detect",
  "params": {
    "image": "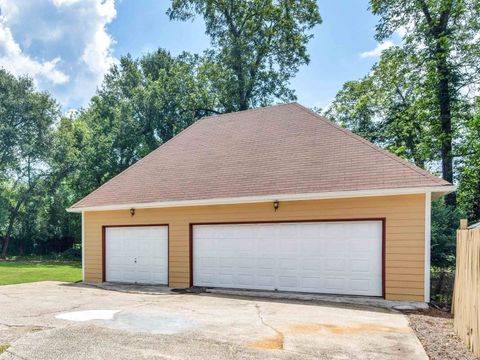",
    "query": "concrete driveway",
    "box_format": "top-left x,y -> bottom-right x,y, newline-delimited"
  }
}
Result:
0,282 -> 427,359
